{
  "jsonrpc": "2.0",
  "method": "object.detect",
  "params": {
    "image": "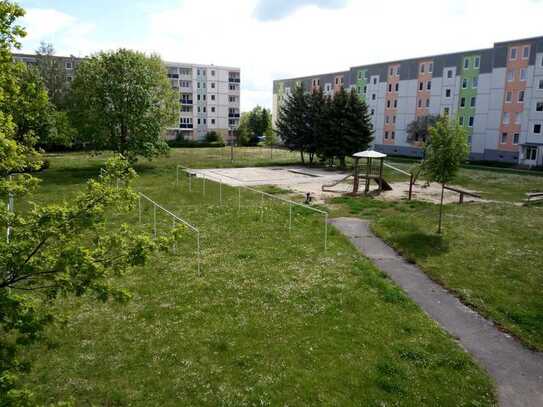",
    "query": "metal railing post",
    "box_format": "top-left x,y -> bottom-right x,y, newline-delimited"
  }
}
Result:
138,195 -> 142,224
172,218 -> 176,254
219,179 -> 222,206
202,176 -> 206,196
260,191 -> 264,221
153,204 -> 157,239
189,173 -> 192,192
176,166 -> 179,186
289,204 -> 292,232
197,231 -> 201,275
324,213 -> 328,252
